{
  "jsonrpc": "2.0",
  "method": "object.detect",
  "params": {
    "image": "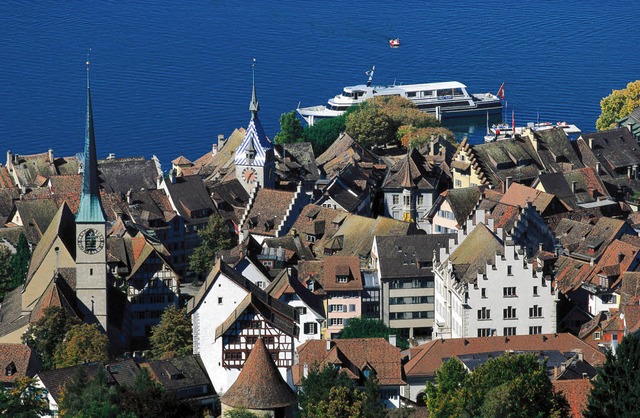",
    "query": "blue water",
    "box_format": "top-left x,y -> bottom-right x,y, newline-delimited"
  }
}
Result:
1,1 -> 639,169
